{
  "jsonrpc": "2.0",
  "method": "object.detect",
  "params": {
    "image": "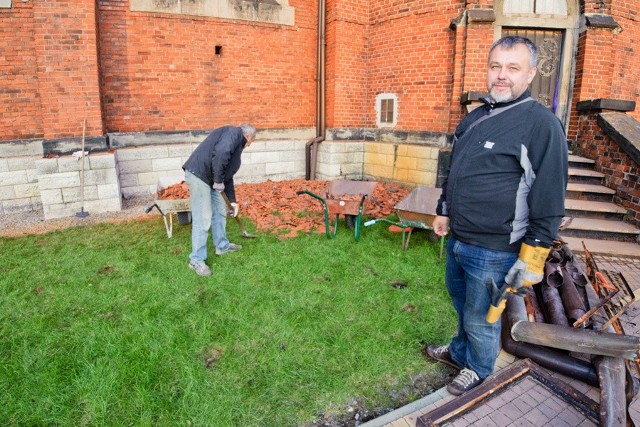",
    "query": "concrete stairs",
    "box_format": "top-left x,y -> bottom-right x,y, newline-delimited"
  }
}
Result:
559,154 -> 640,257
